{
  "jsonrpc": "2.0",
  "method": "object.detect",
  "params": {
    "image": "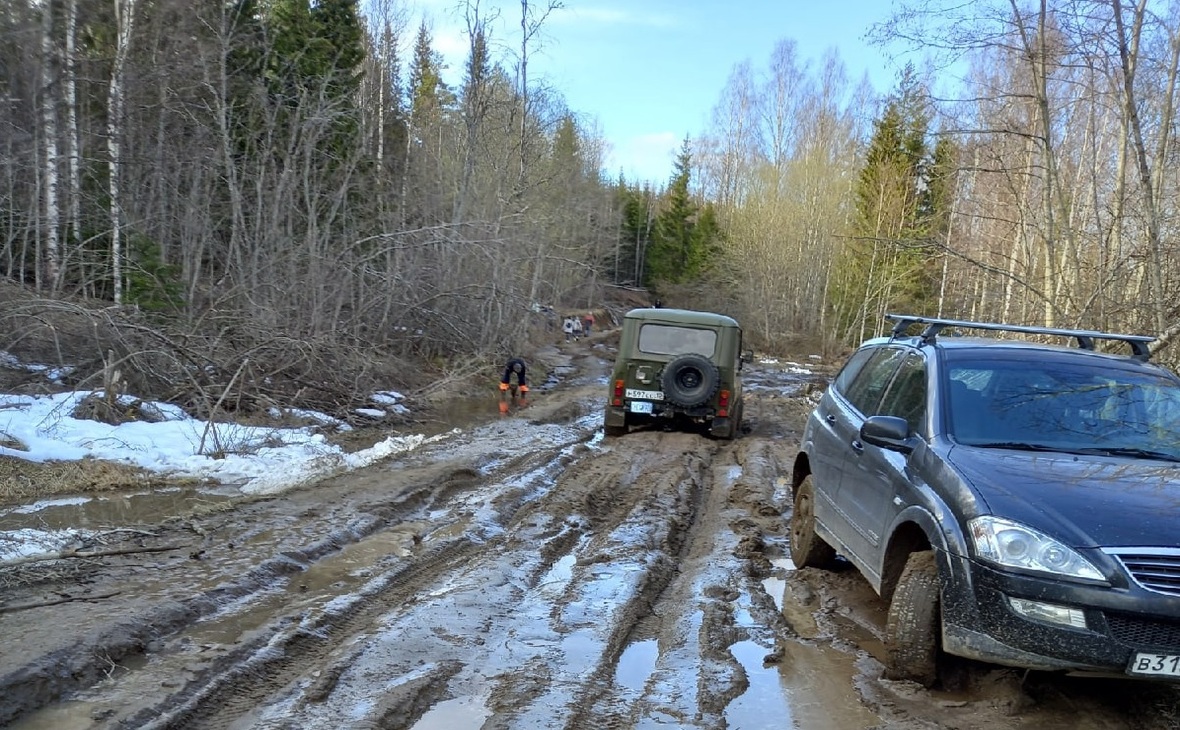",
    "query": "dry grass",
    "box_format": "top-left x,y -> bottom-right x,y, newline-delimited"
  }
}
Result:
0,456 -> 178,504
